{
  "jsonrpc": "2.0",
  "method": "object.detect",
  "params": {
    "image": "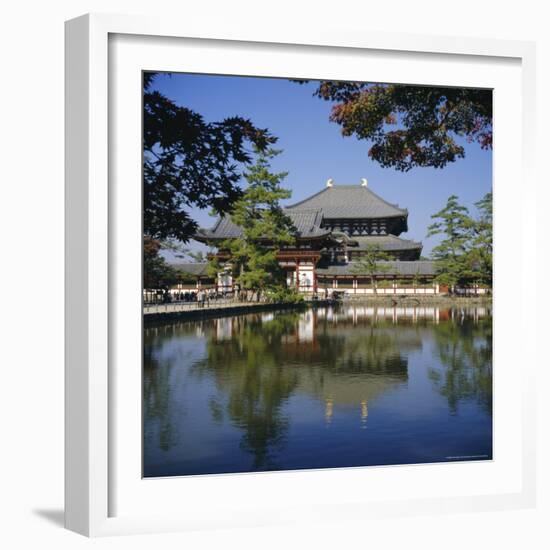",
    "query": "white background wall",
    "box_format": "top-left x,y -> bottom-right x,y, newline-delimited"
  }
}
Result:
0,1 -> 548,548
